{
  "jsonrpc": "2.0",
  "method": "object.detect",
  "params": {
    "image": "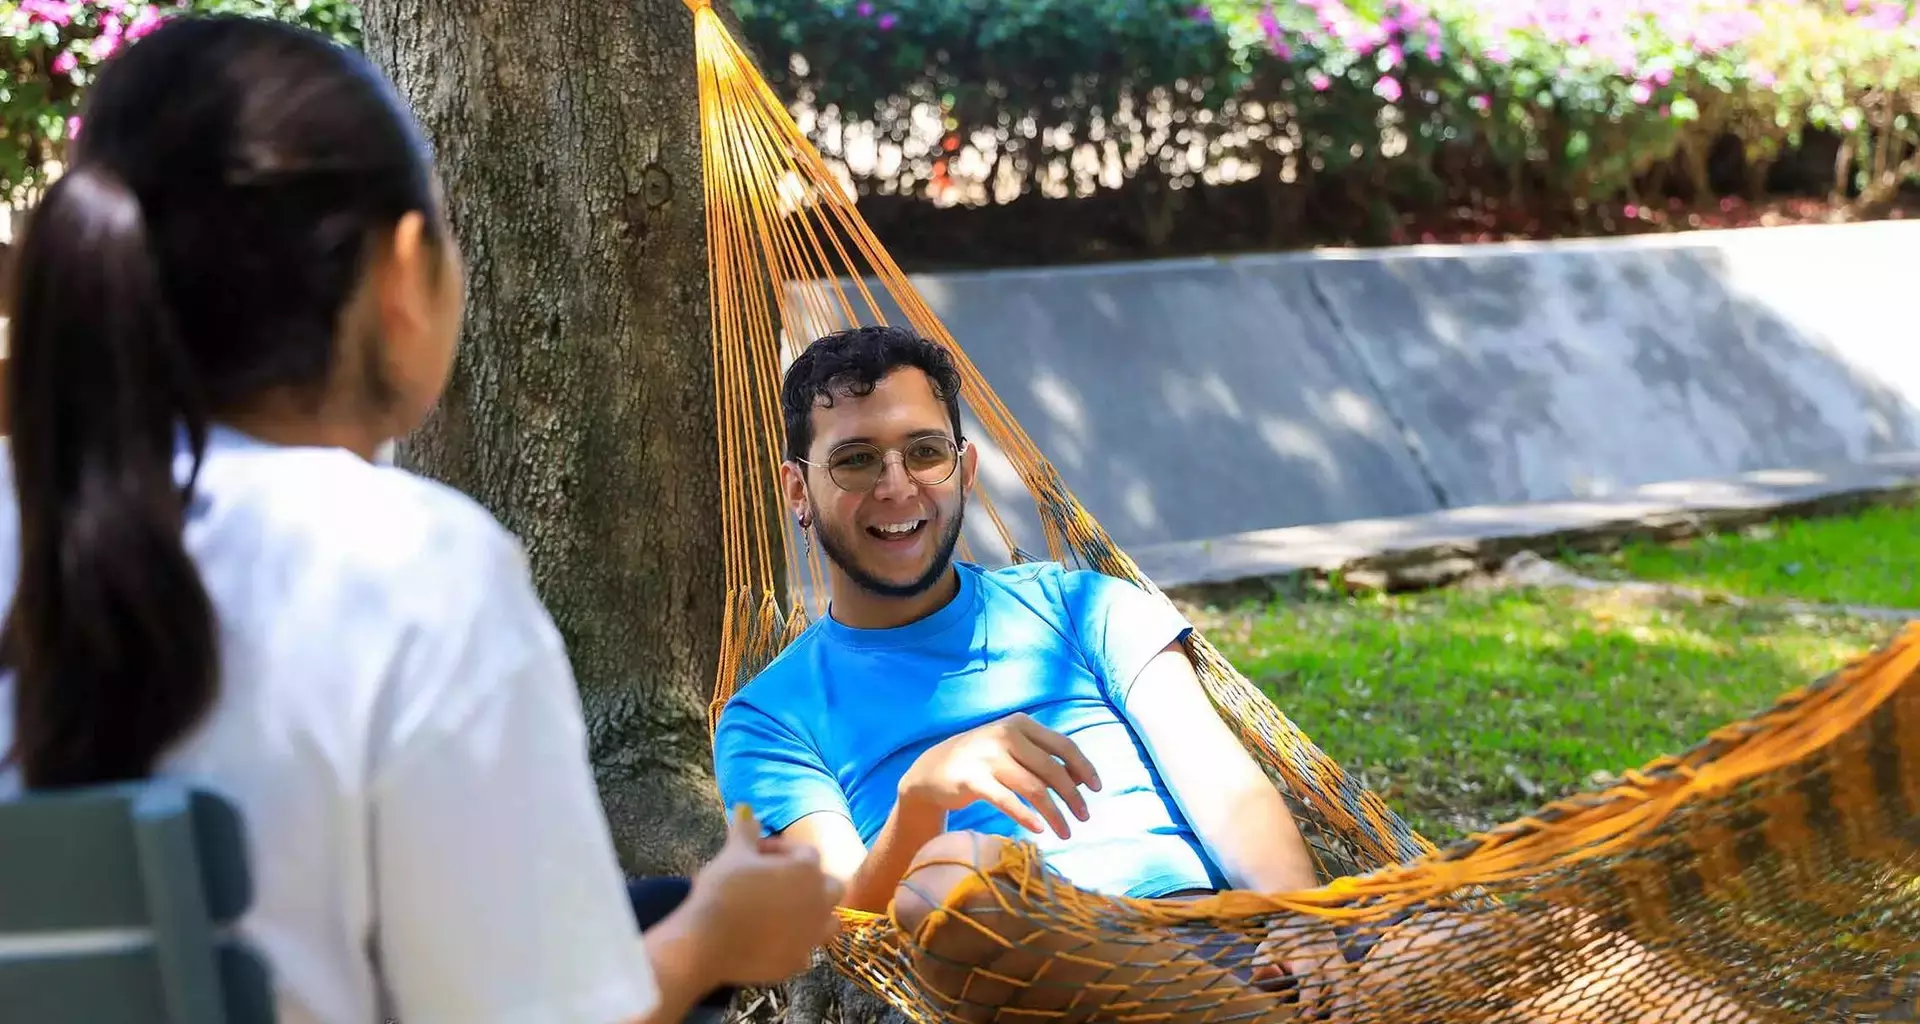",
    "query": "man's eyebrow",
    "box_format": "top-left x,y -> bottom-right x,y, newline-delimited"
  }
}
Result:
825,428 -> 952,448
